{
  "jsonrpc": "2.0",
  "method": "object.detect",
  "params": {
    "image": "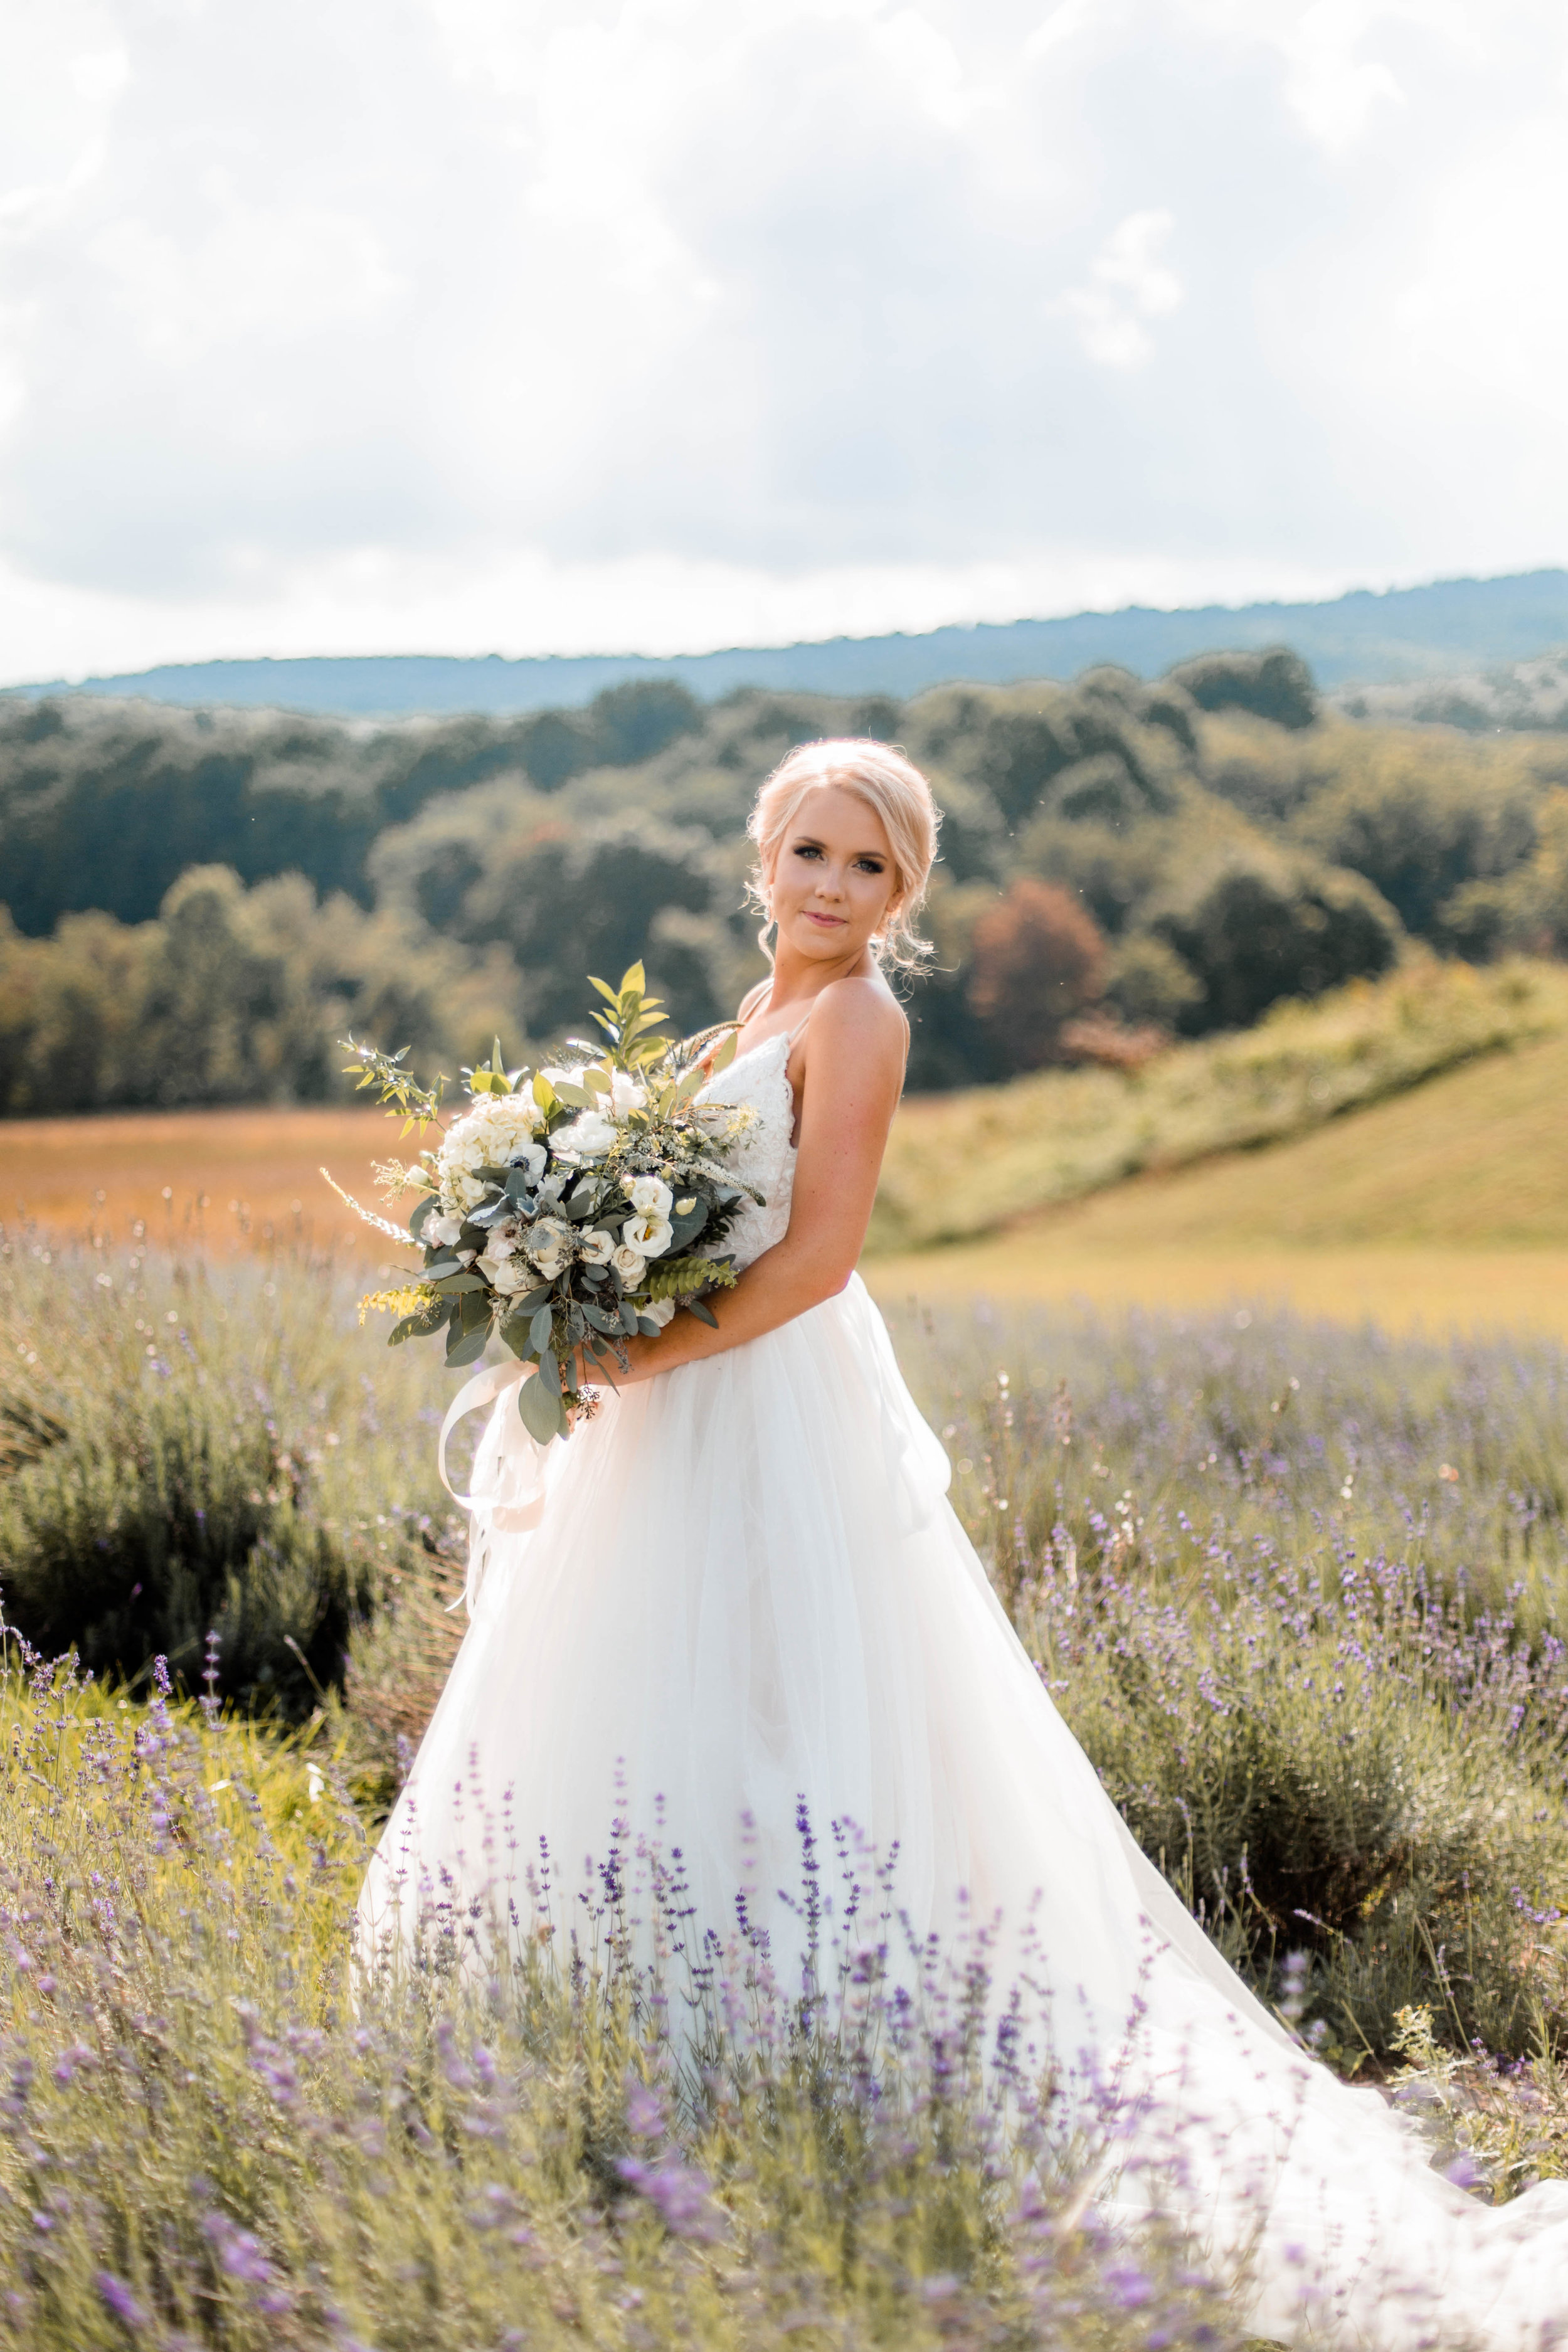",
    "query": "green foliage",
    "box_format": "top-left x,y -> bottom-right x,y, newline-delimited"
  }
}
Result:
7,660 -> 1568,1105
1150,847 -> 1401,1032
1293,743 -> 1539,939
0,1231 -> 451,1715
893,1296 -> 1568,2065
1166,645 -> 1320,730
